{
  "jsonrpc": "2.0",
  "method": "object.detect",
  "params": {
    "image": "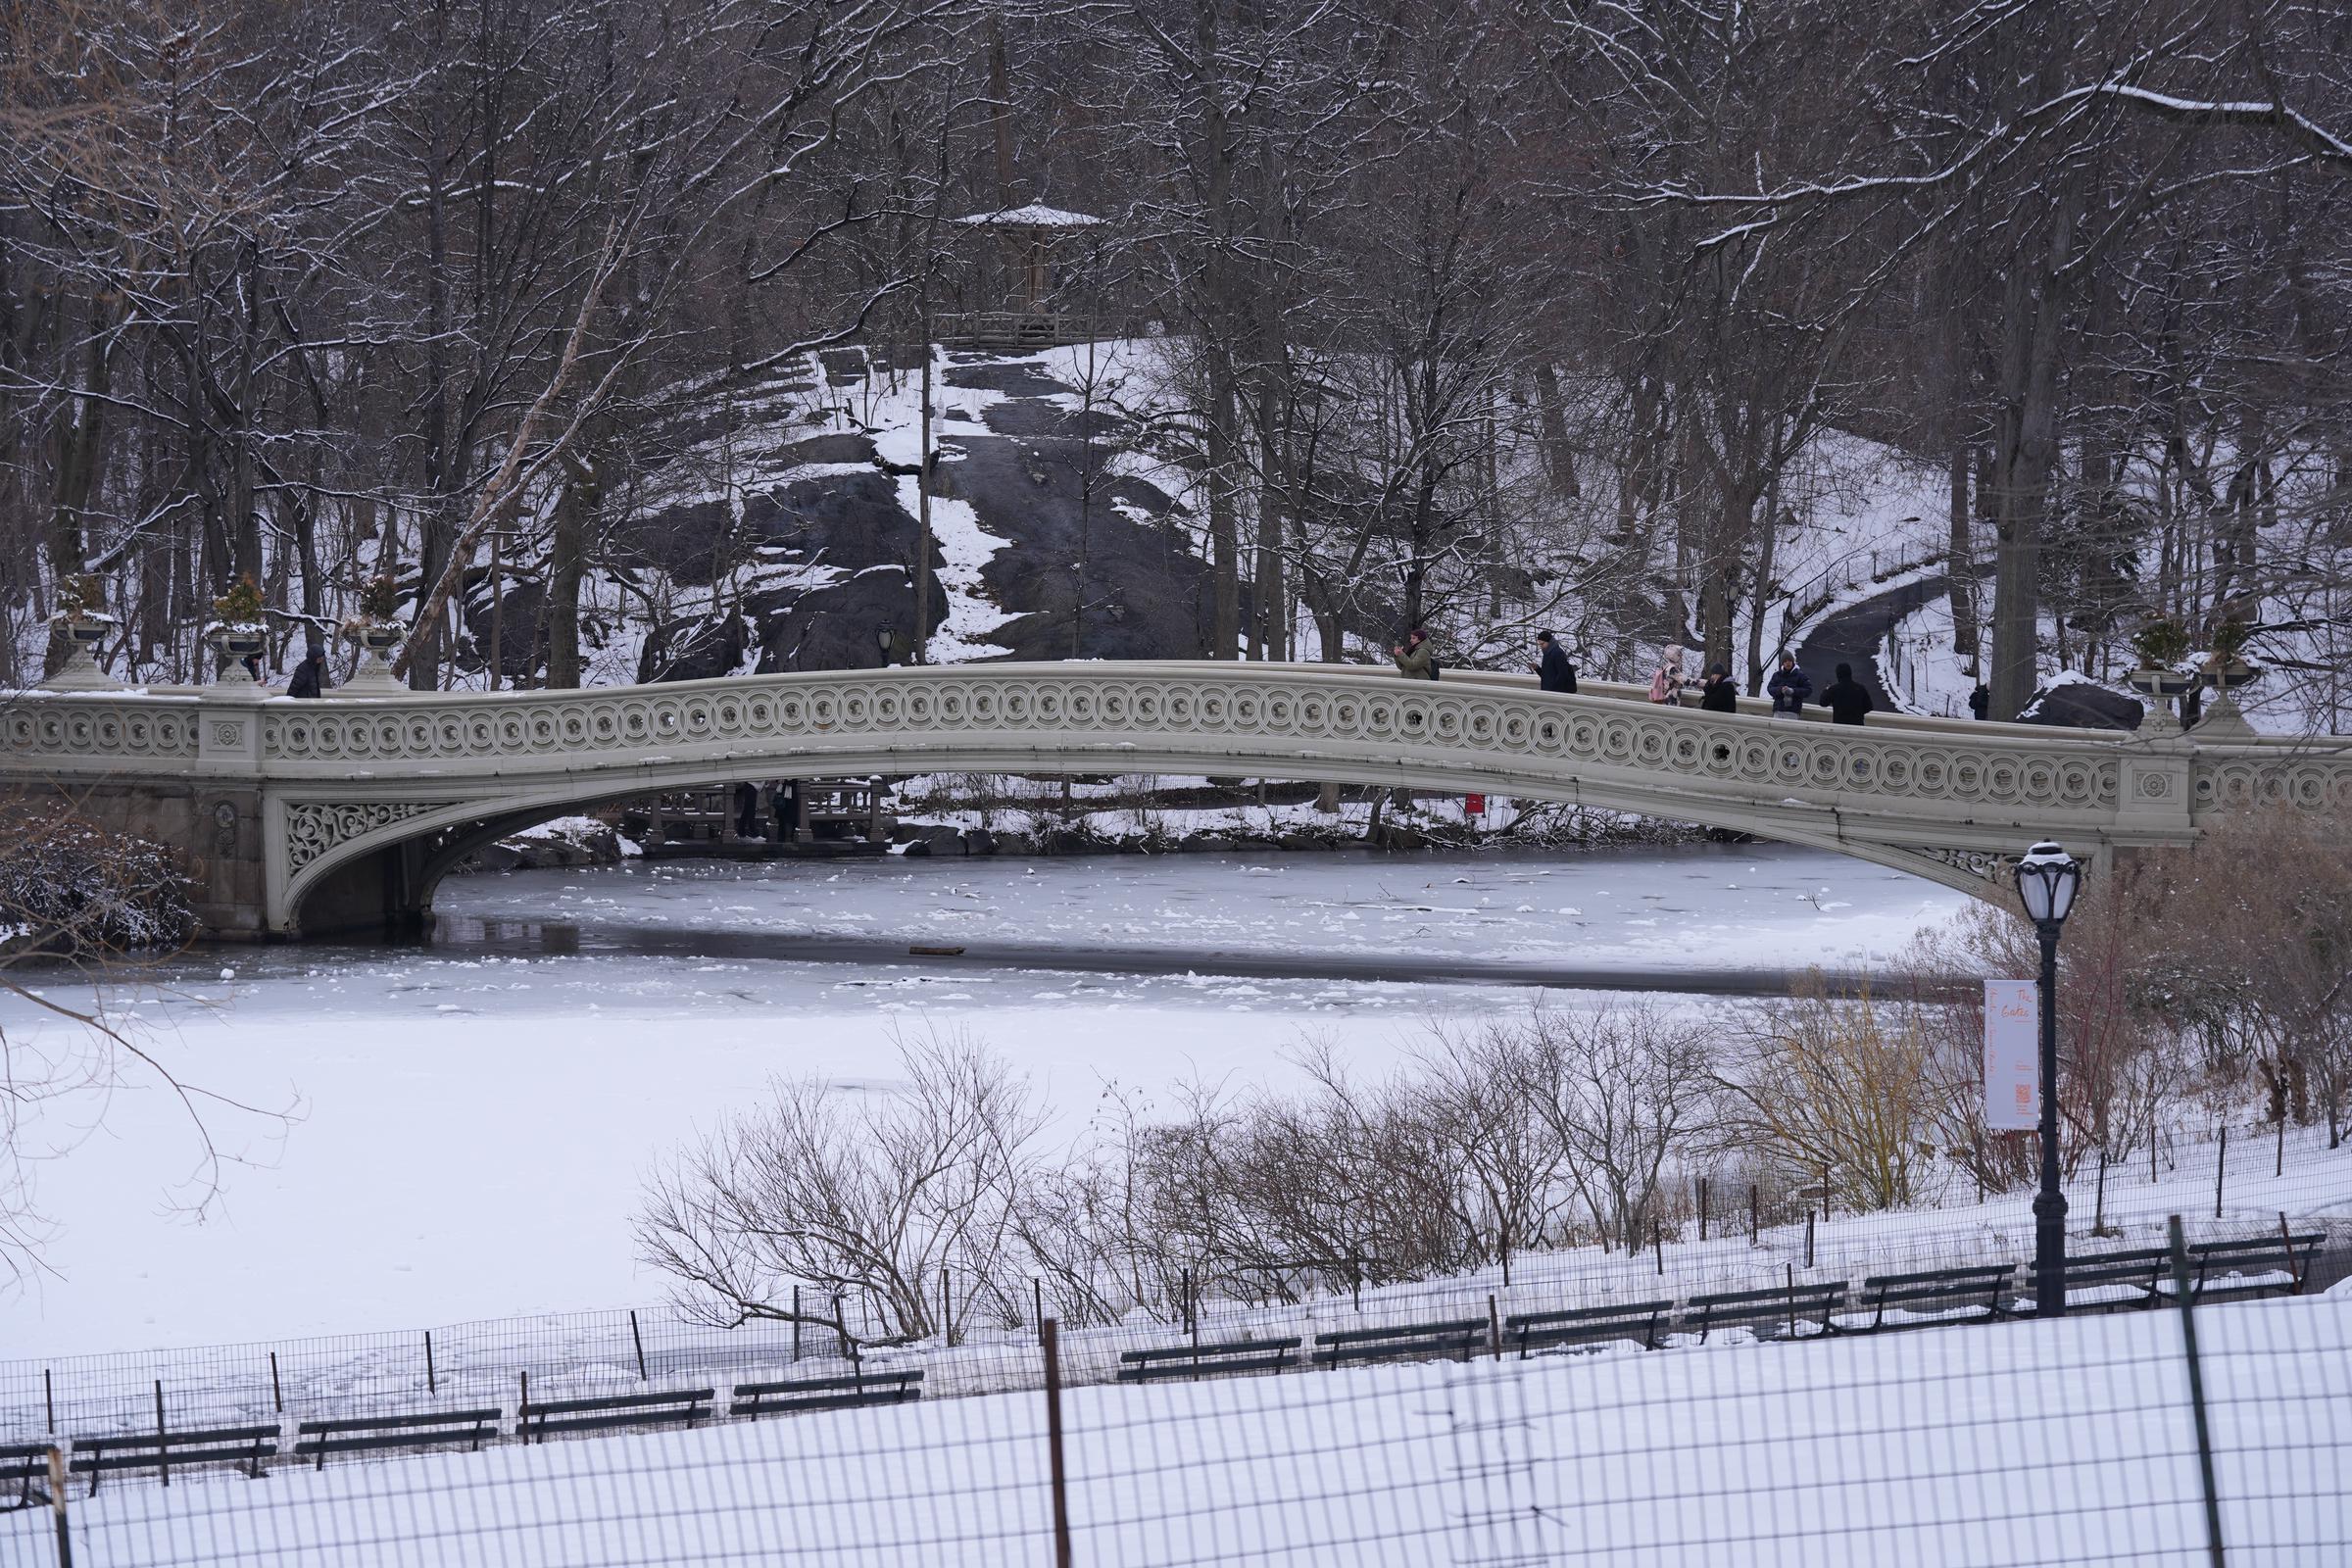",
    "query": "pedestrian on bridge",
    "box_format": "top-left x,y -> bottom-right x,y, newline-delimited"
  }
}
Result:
1822,662 -> 1875,726
286,645 -> 326,699
1767,653 -> 1813,718
1647,645 -> 1687,705
1392,627 -> 1439,680
1698,662 -> 1740,712
1534,630 -> 1577,694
